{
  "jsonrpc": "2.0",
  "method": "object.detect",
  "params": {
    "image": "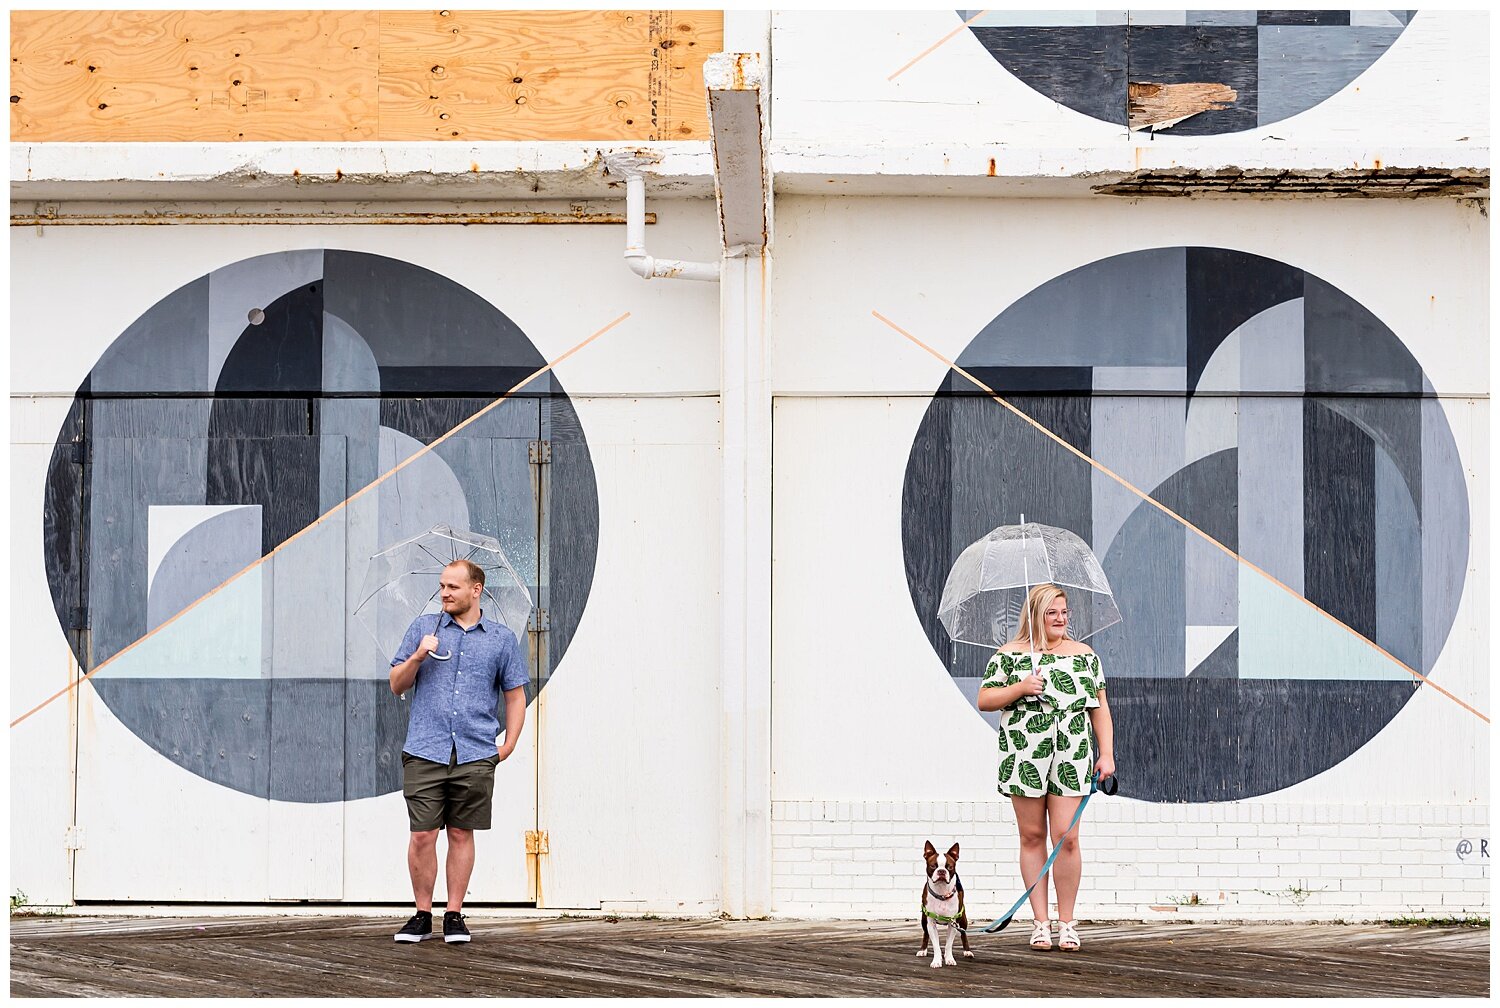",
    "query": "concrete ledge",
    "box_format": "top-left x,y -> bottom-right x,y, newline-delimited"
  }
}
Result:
14,141 -> 1488,202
